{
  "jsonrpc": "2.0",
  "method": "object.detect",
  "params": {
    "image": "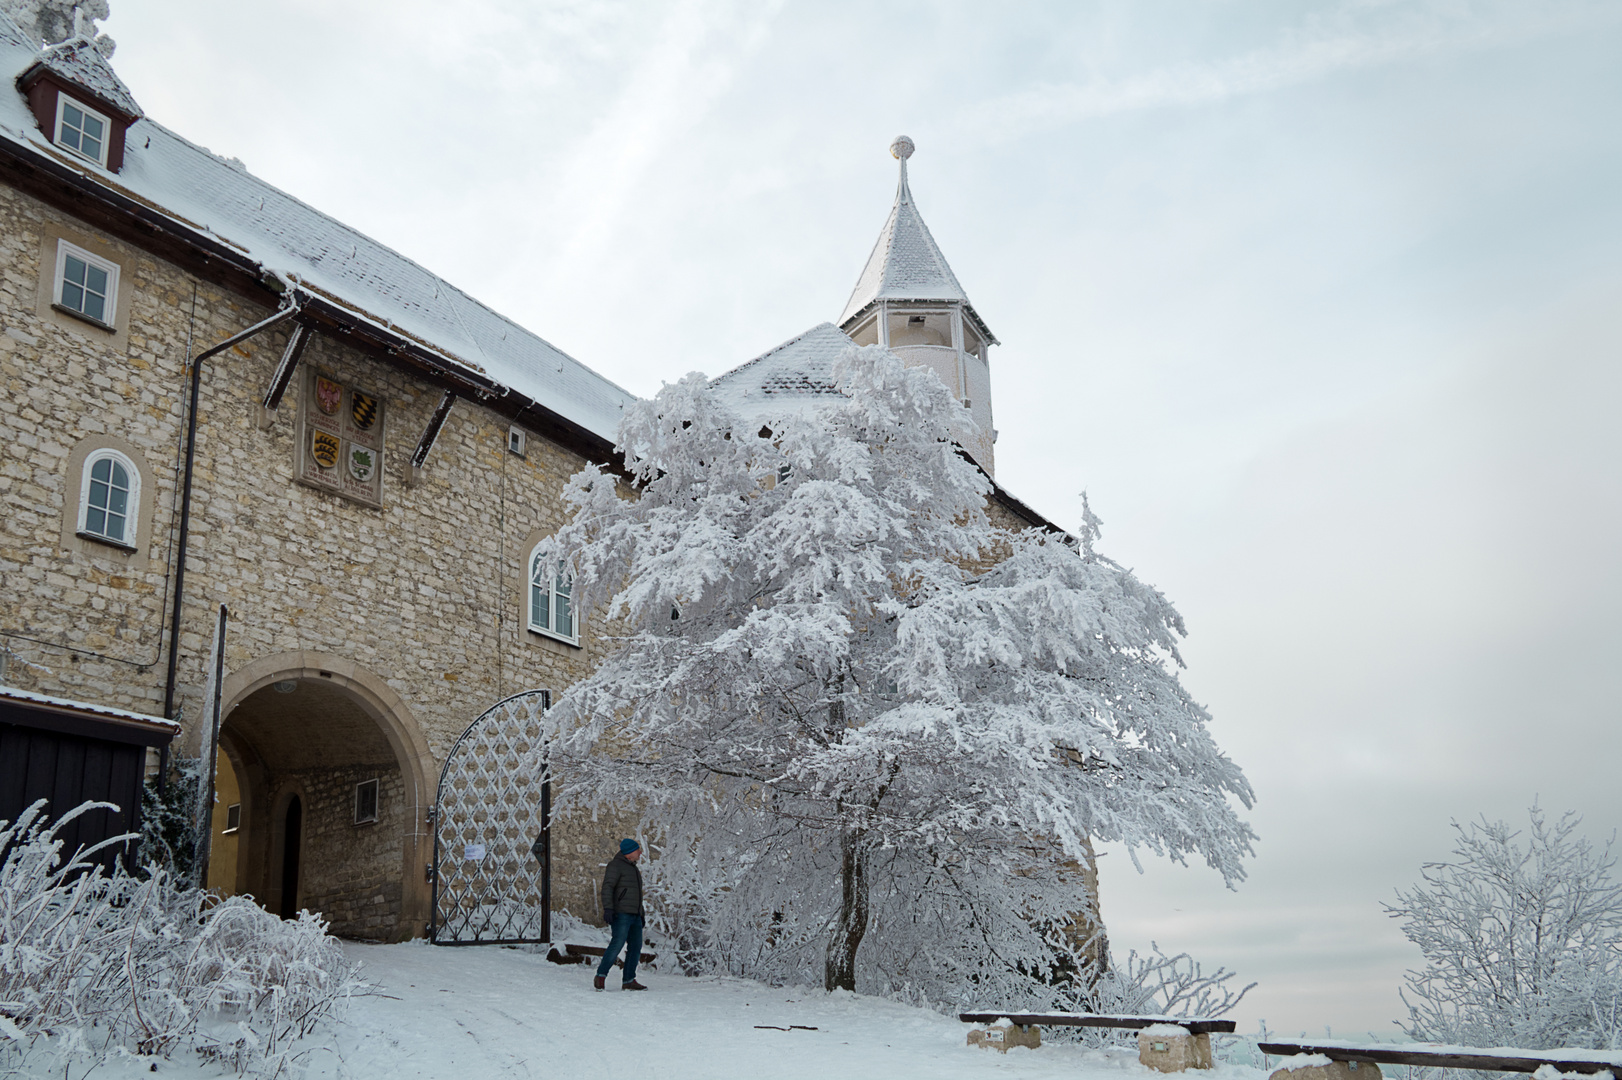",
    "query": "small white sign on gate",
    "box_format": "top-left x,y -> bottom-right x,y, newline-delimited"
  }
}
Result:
463,843 -> 486,861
